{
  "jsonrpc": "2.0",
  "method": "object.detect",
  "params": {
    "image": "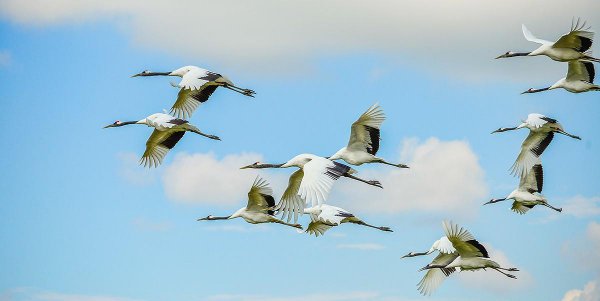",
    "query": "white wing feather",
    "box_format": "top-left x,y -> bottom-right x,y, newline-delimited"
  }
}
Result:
522,24 -> 552,45
298,158 -> 338,207
178,68 -> 210,91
